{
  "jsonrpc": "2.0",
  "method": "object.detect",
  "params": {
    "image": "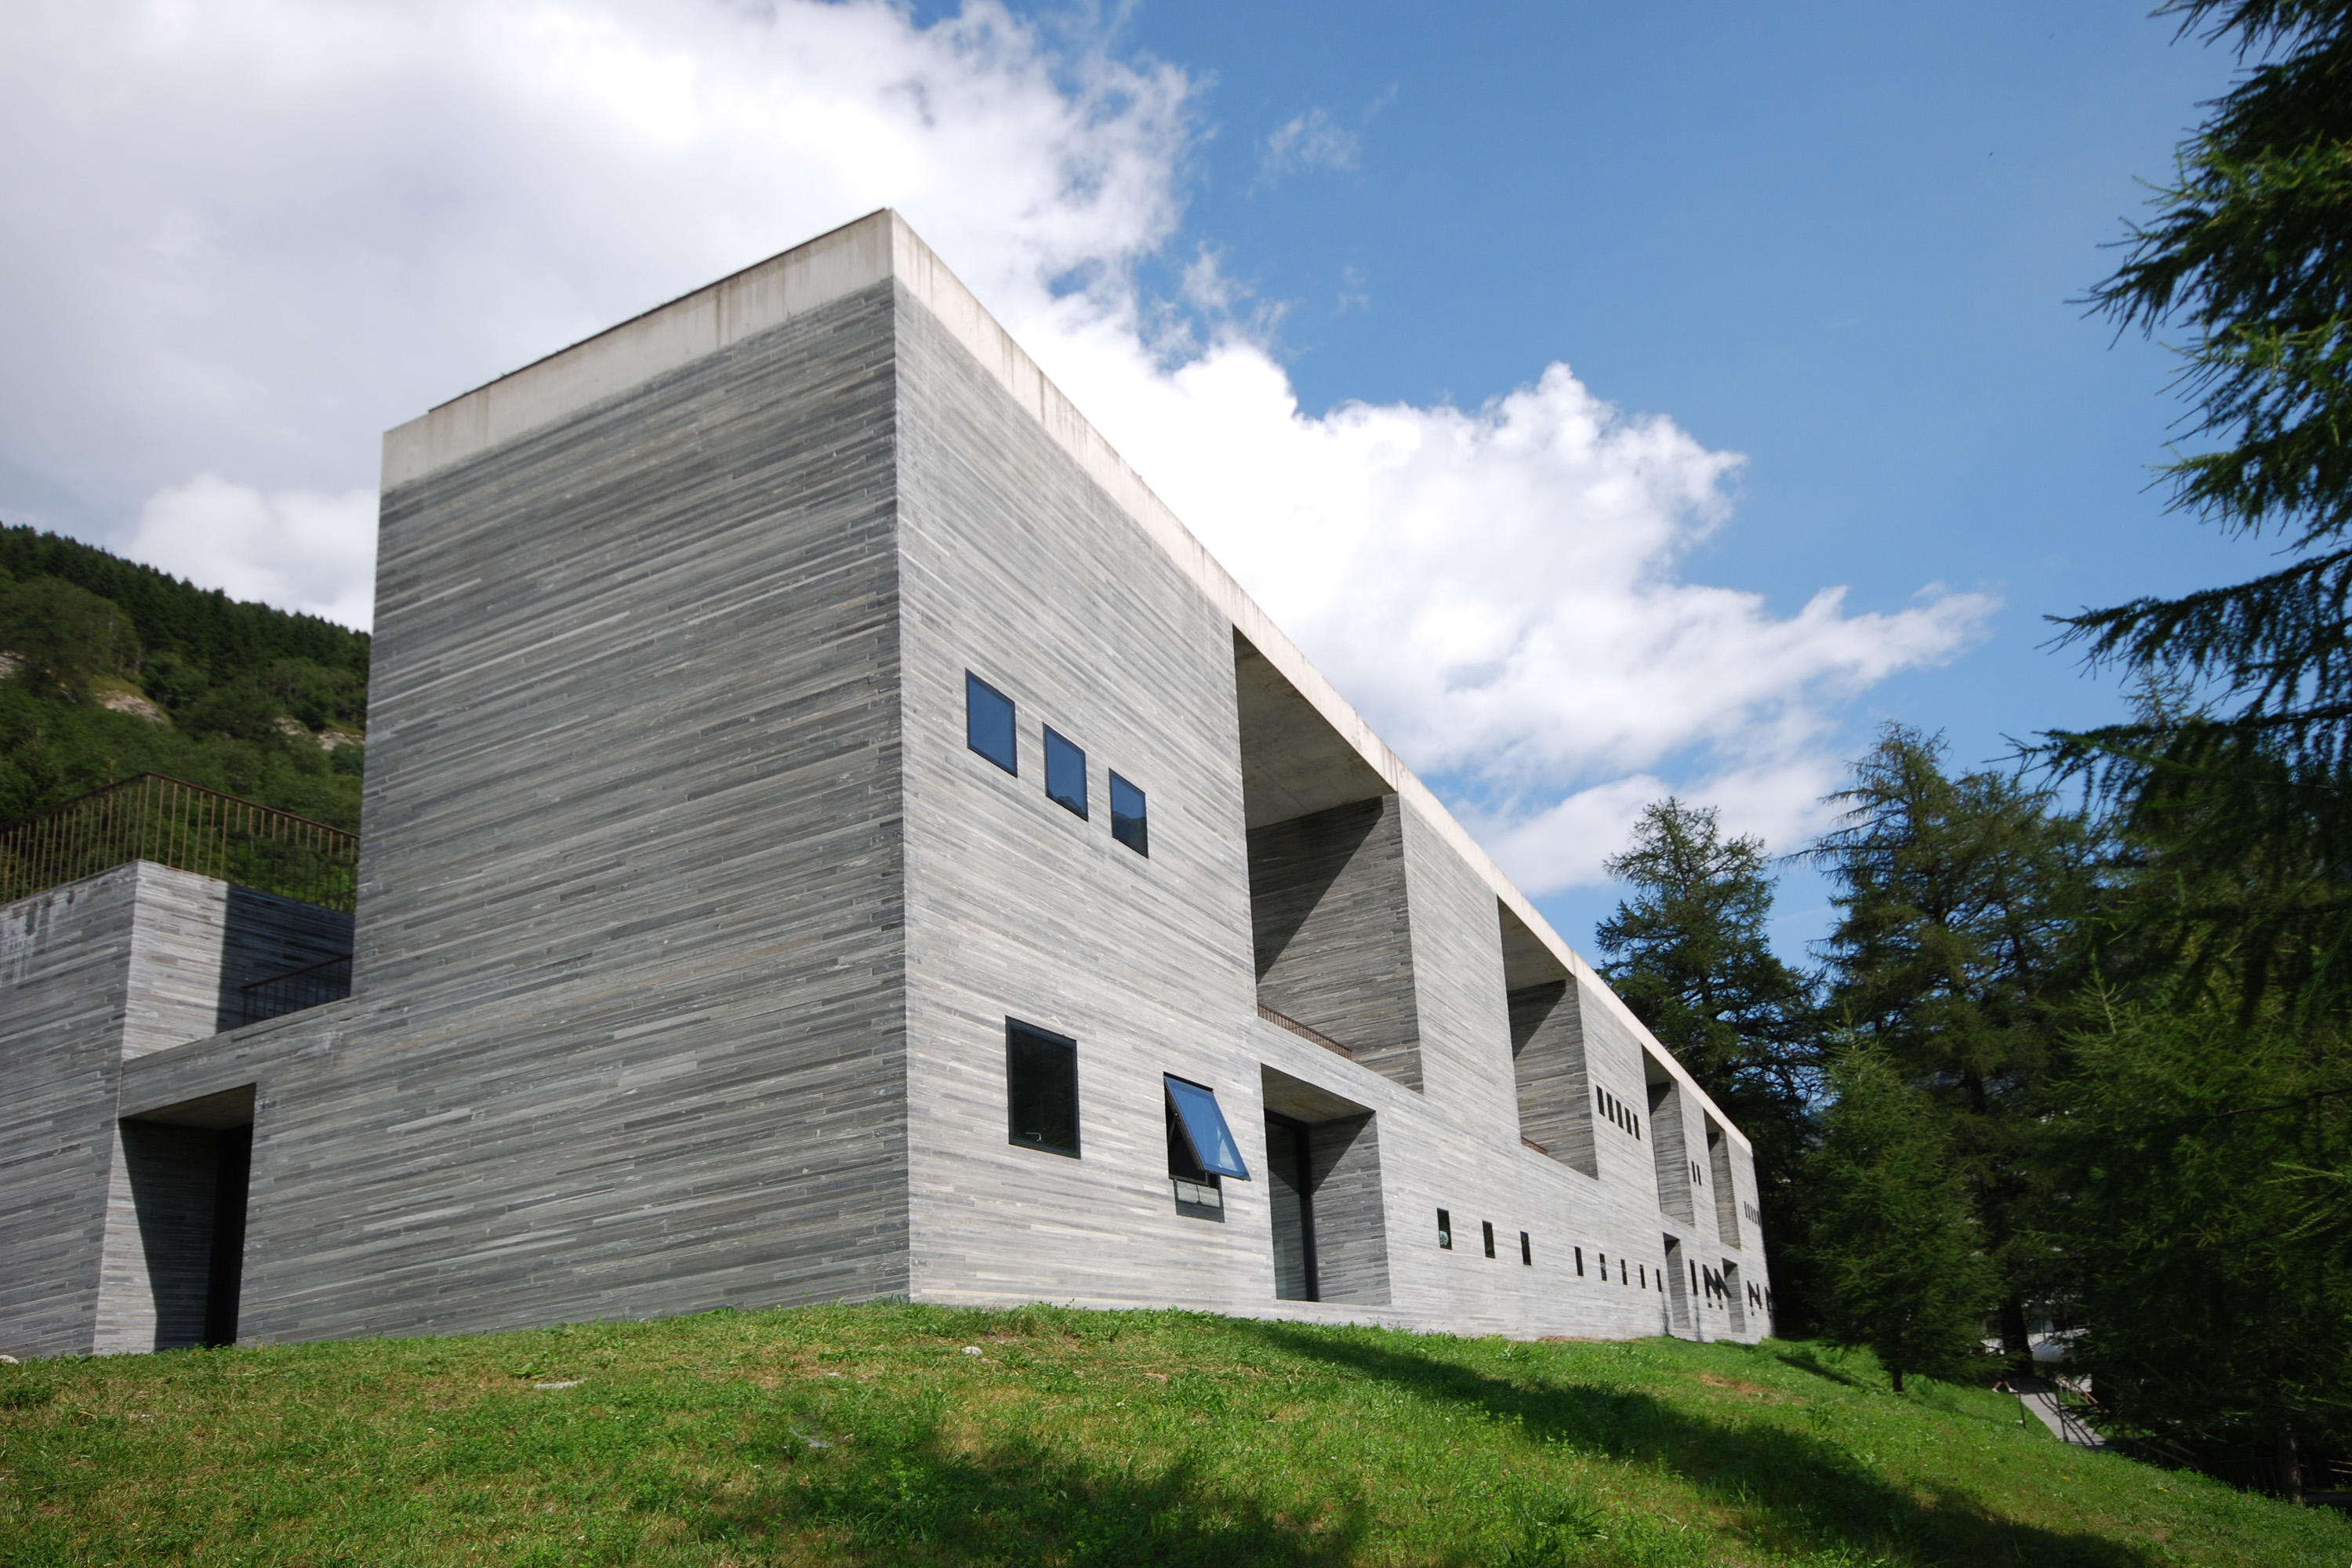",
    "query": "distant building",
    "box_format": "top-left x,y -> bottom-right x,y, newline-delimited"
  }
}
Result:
0,212 -> 1772,1356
